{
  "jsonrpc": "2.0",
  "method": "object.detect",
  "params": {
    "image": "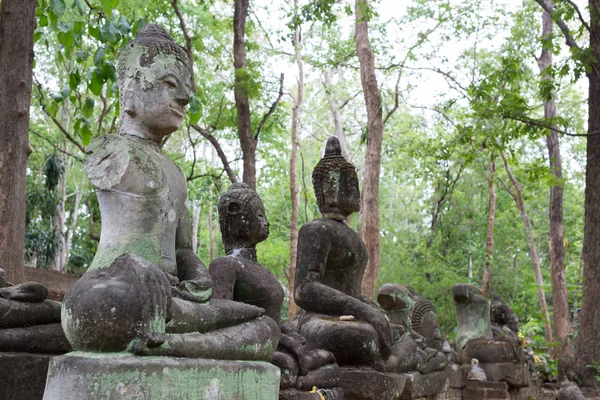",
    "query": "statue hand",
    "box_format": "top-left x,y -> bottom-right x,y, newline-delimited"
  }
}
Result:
174,277 -> 213,303
366,311 -> 393,360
